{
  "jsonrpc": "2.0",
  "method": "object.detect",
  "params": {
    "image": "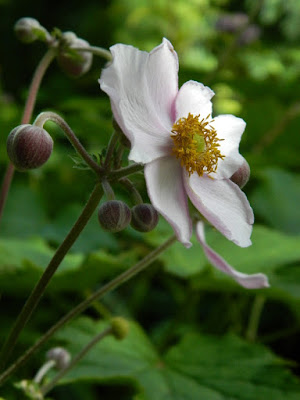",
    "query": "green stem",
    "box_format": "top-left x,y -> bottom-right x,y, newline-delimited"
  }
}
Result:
108,164 -> 144,181
0,49 -> 56,226
41,327 -> 113,396
103,129 -> 121,170
33,111 -> 102,175
0,234 -> 176,385
71,45 -> 111,61
120,178 -> 143,204
0,183 -> 103,370
245,294 -> 266,342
